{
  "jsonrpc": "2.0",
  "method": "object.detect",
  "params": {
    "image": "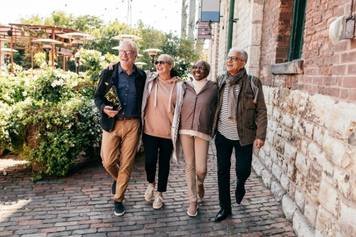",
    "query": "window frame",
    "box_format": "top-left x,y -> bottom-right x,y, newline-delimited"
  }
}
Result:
288,0 -> 307,61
